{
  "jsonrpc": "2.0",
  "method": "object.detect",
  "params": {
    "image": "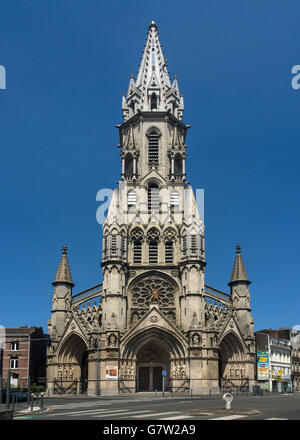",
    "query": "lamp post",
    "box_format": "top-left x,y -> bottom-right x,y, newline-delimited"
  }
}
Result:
96,331 -> 100,396
6,370 -> 11,409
